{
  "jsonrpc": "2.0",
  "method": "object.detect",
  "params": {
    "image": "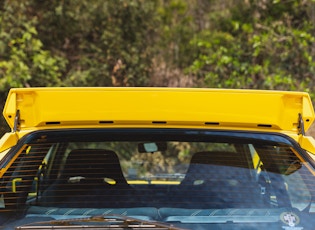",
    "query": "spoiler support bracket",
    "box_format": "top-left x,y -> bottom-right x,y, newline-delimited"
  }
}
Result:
298,113 -> 305,136
13,110 -> 20,132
